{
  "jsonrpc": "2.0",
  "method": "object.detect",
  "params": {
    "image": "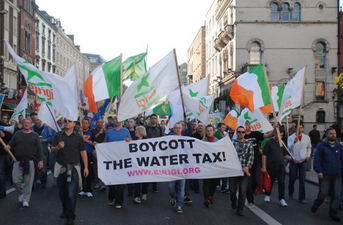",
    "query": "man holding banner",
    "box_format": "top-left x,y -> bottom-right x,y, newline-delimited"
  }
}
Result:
167,122 -> 186,214
104,116 -> 132,209
230,126 -> 254,216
